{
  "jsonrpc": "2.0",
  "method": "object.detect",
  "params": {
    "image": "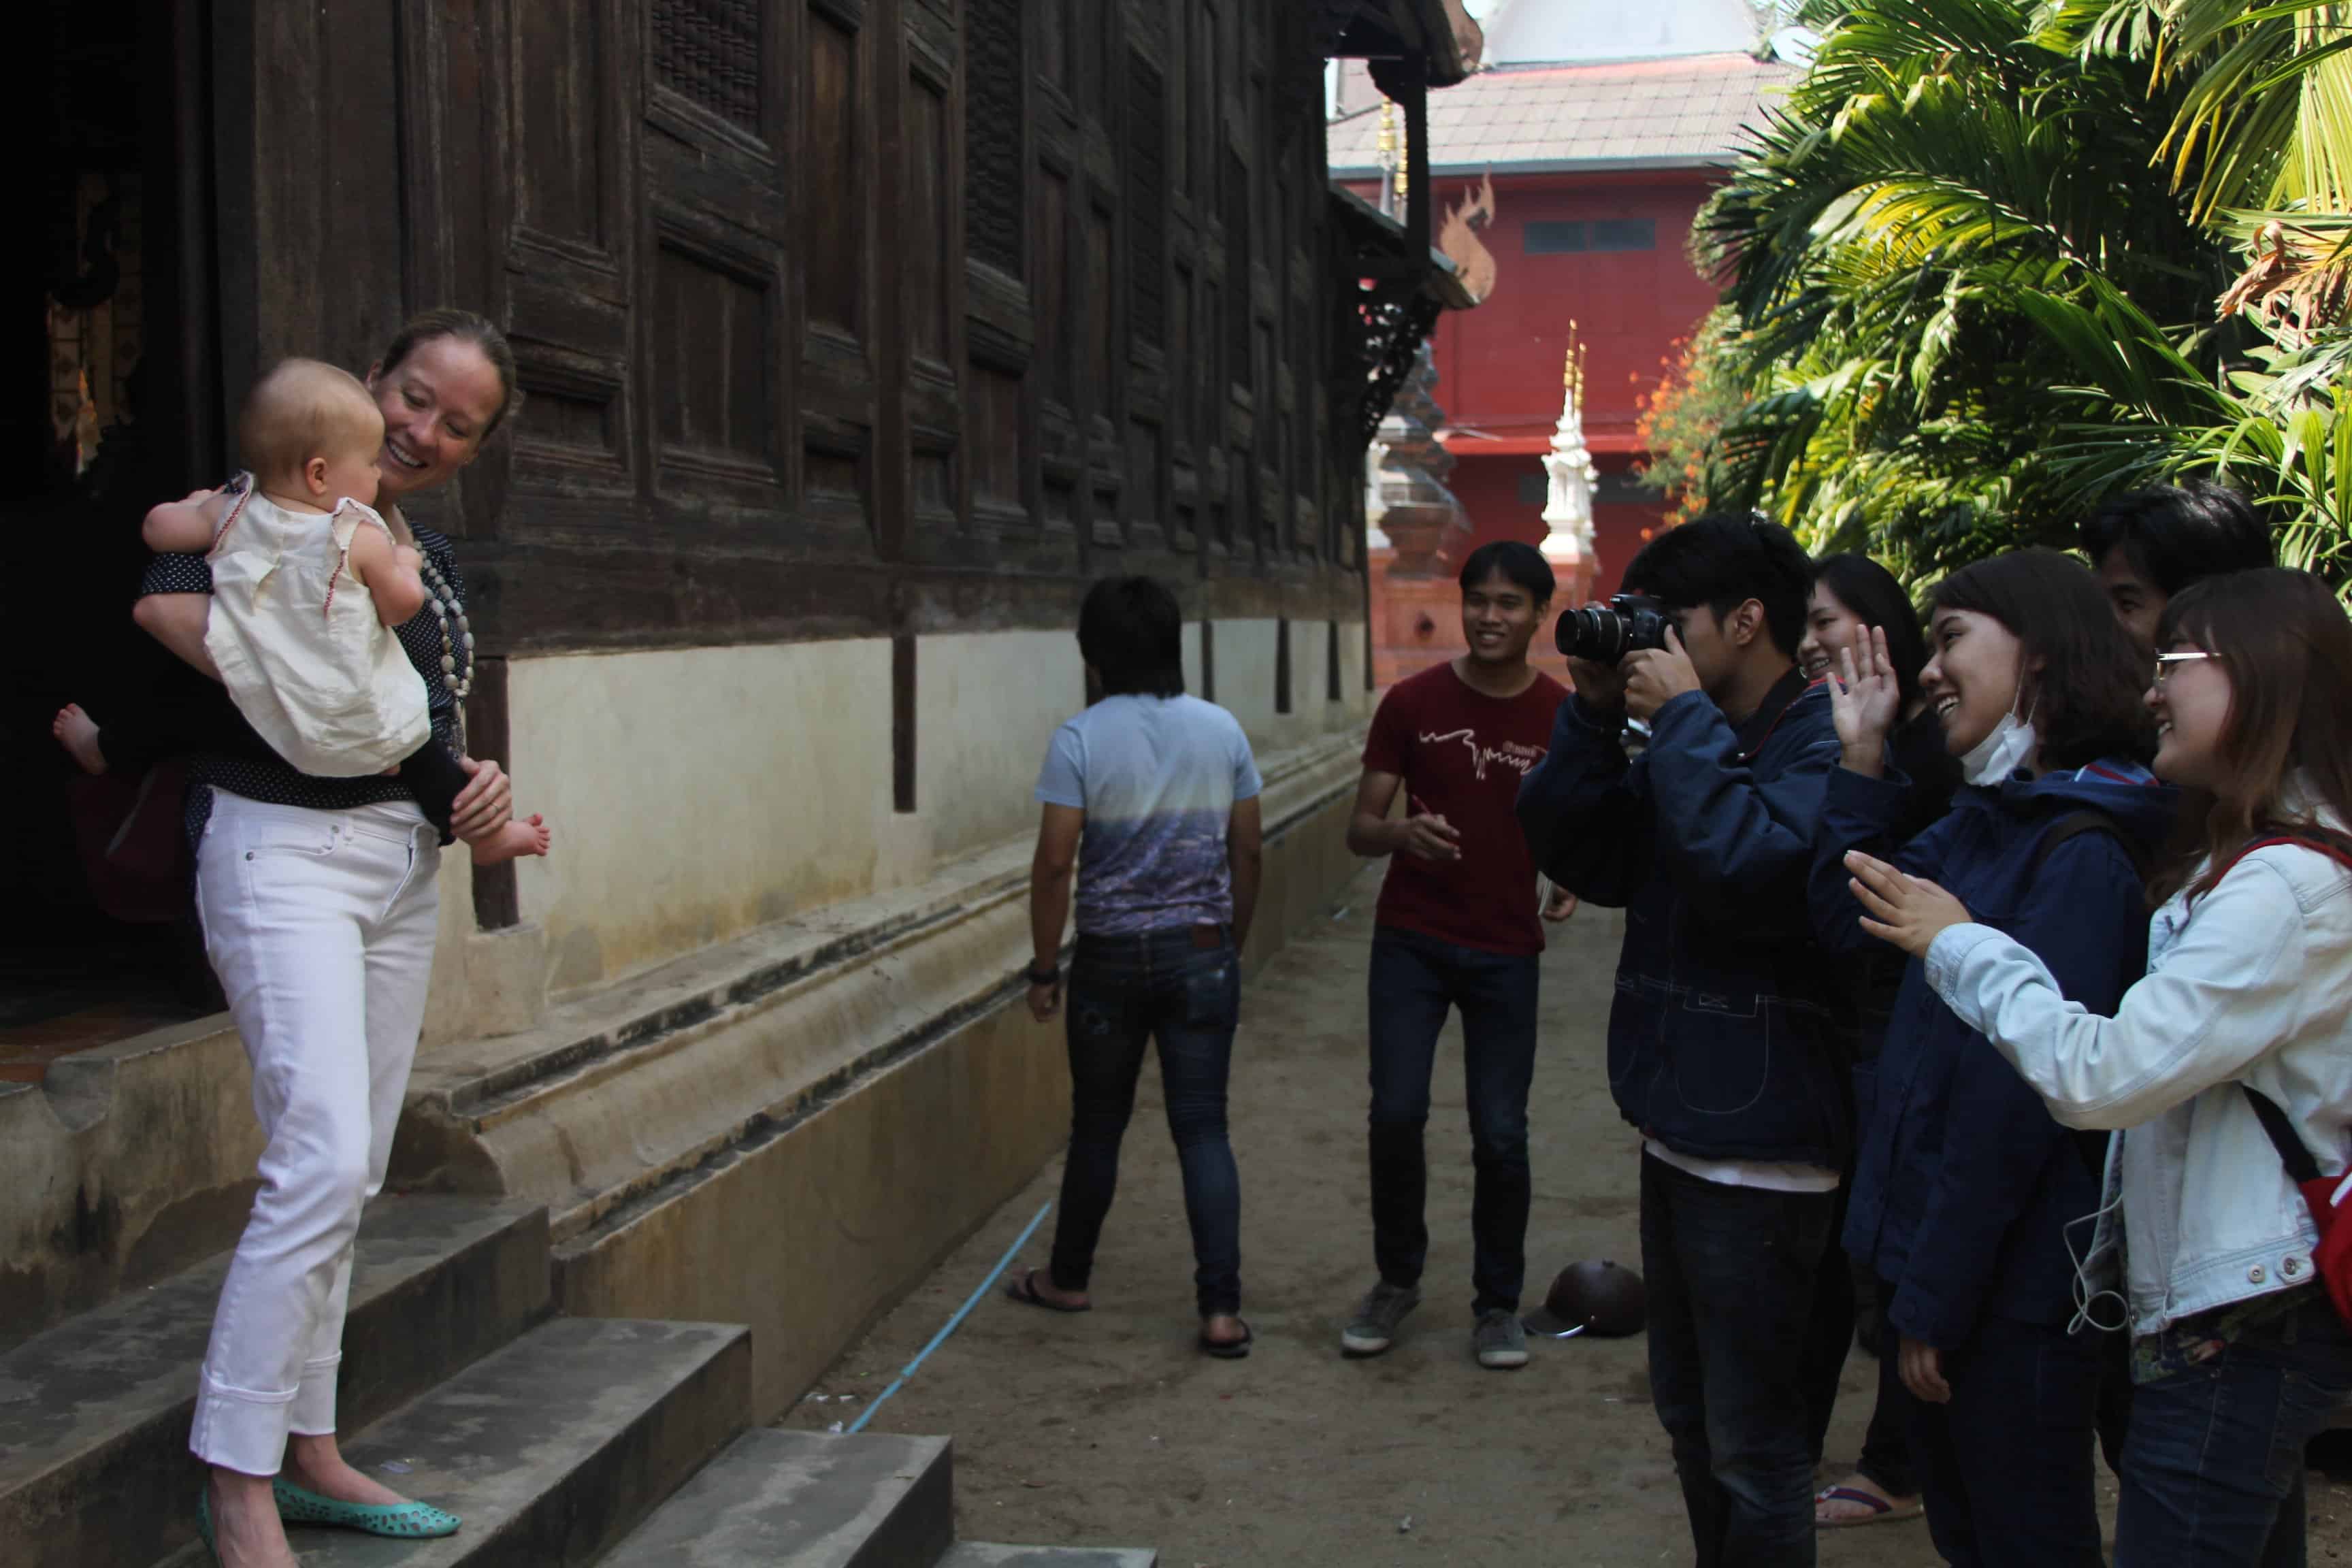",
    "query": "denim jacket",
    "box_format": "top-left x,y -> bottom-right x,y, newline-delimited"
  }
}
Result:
1926,796 -> 2352,1337
1517,670 -> 1848,1166
1812,760 -> 2174,1349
